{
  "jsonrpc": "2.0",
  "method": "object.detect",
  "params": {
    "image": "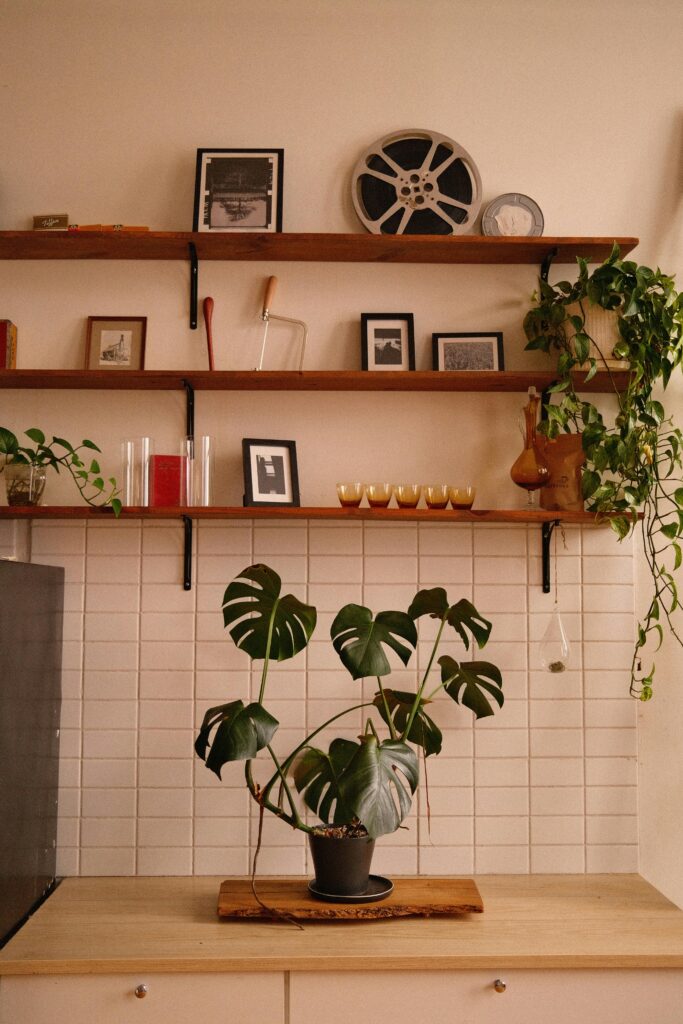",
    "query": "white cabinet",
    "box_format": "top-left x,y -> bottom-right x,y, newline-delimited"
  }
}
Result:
0,971 -> 284,1024
290,969 -> 683,1024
